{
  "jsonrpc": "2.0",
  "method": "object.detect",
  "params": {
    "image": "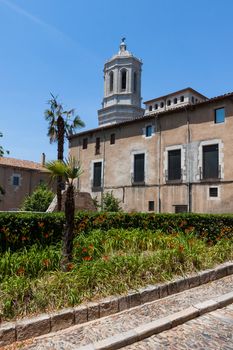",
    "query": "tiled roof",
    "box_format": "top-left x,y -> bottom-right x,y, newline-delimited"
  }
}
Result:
69,91 -> 233,139
0,157 -> 47,171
